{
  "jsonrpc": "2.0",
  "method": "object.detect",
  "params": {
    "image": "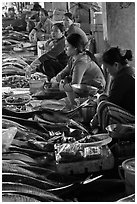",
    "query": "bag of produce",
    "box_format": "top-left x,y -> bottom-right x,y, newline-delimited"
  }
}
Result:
2,127 -> 17,152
